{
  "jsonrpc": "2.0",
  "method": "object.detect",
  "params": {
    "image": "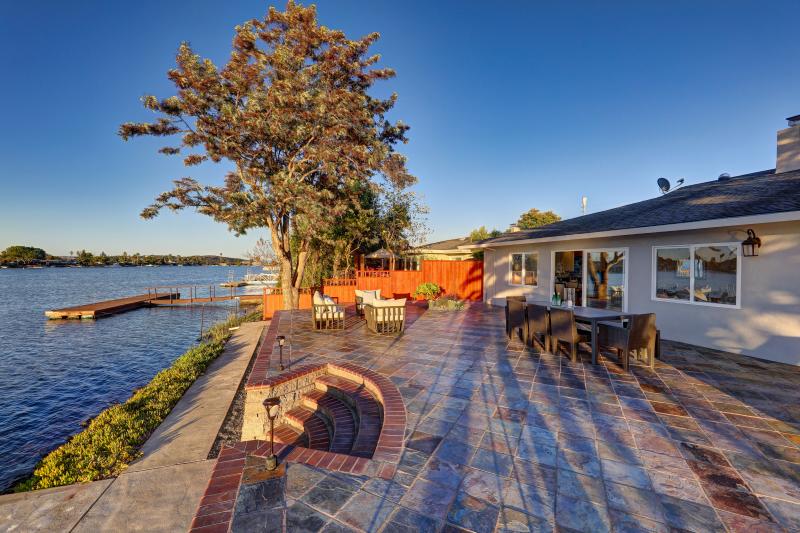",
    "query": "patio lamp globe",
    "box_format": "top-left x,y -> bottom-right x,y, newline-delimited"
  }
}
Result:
742,229 -> 761,257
